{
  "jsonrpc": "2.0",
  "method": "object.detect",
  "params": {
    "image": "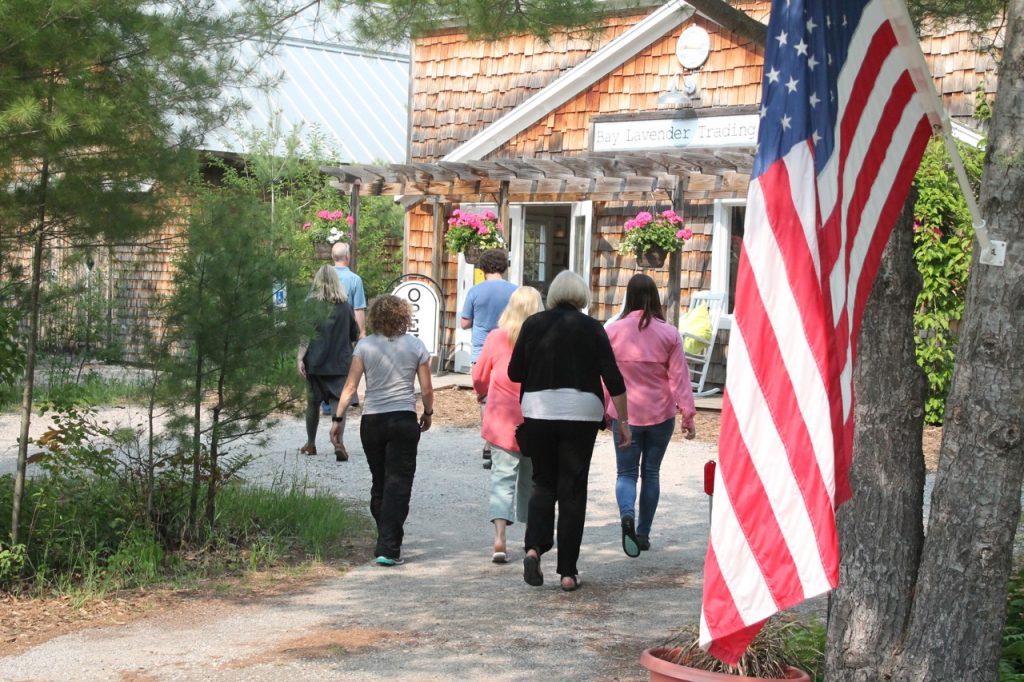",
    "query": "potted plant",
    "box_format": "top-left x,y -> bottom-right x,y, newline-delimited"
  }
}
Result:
303,208 -> 353,259
619,209 -> 692,268
640,619 -> 817,682
444,208 -> 506,264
